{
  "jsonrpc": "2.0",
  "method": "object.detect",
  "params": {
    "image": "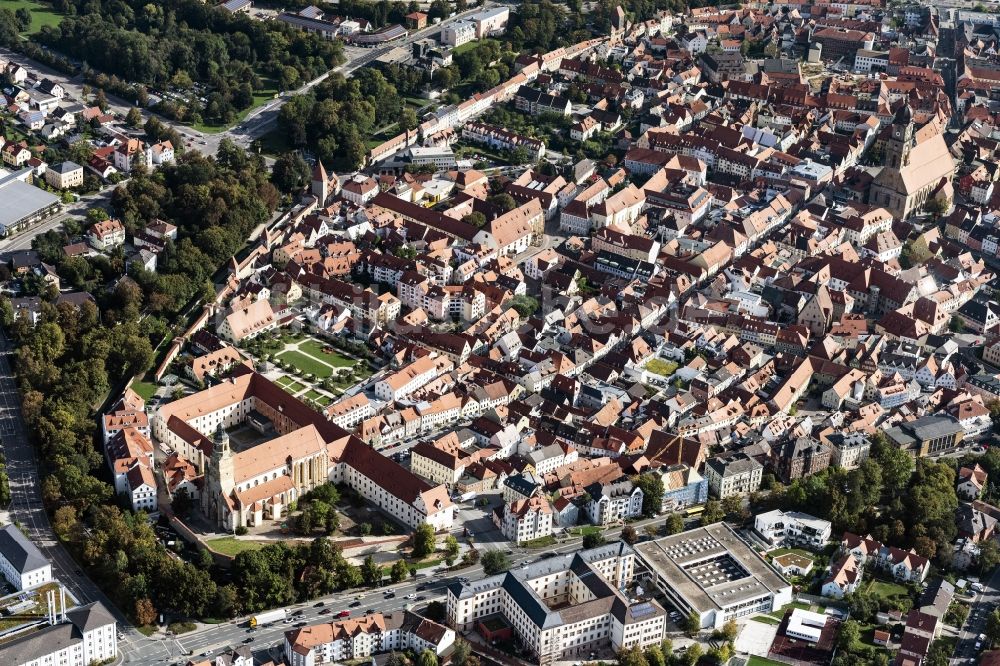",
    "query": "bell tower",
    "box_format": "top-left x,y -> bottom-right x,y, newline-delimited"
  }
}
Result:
202,424 -> 235,523
885,101 -> 914,170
